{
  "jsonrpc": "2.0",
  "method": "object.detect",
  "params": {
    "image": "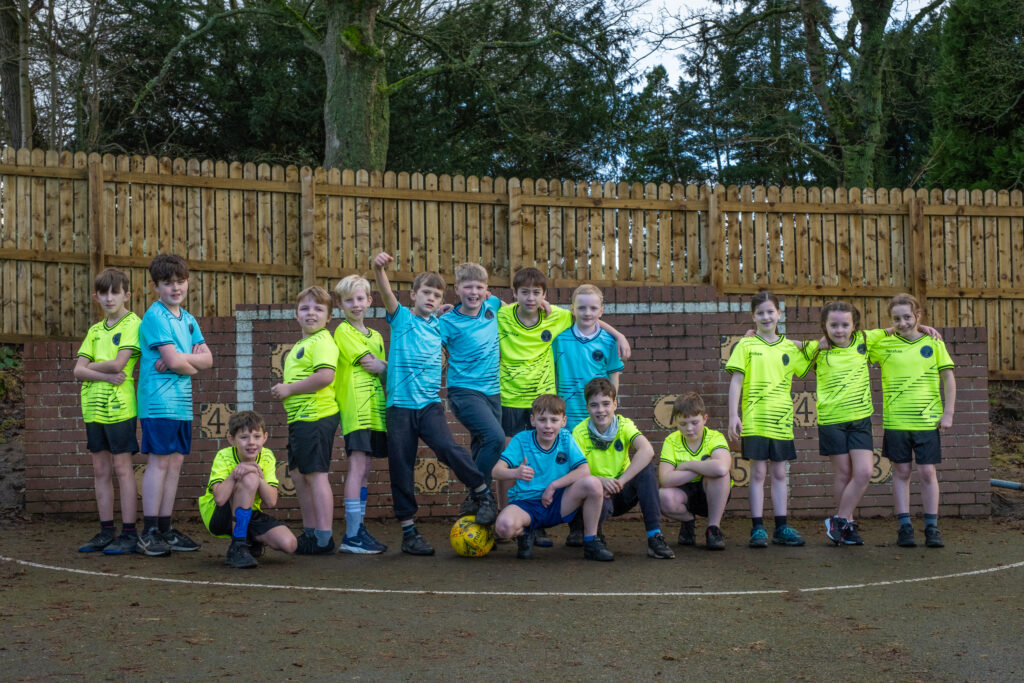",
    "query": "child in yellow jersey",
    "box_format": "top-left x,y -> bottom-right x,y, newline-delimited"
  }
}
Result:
659,392 -> 732,550
869,294 -> 955,549
199,411 -> 297,568
332,275 -> 388,555
726,290 -> 809,548
73,268 -> 141,555
271,286 -> 339,555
